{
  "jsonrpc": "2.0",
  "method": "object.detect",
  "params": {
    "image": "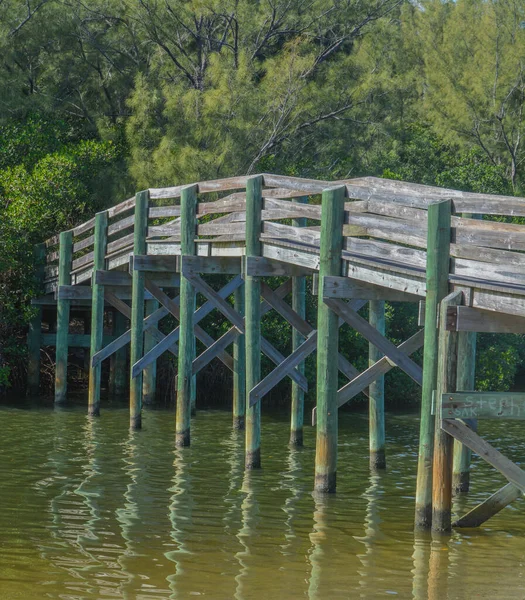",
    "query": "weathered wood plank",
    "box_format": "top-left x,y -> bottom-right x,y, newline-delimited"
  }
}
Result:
249,333 -> 317,405
88,210 -> 108,416
245,256 -> 314,277
344,262 -> 426,297
442,419 -> 525,493
453,306 -> 525,333
453,483 -> 521,528
193,328 -> 239,375
323,276 -> 422,301
324,297 -> 423,384
336,329 -> 425,409
133,254 -> 178,272
432,290 -> 462,534
181,255 -> 242,275
442,392 -> 525,419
